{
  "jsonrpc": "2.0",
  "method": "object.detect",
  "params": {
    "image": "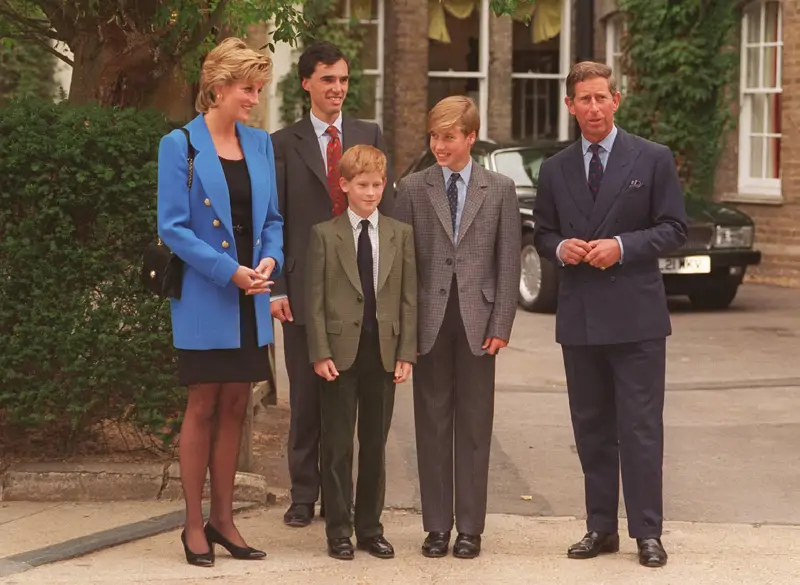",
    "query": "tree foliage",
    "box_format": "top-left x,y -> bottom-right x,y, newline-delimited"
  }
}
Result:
0,0 -> 308,108
0,99 -> 182,446
615,0 -> 740,199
